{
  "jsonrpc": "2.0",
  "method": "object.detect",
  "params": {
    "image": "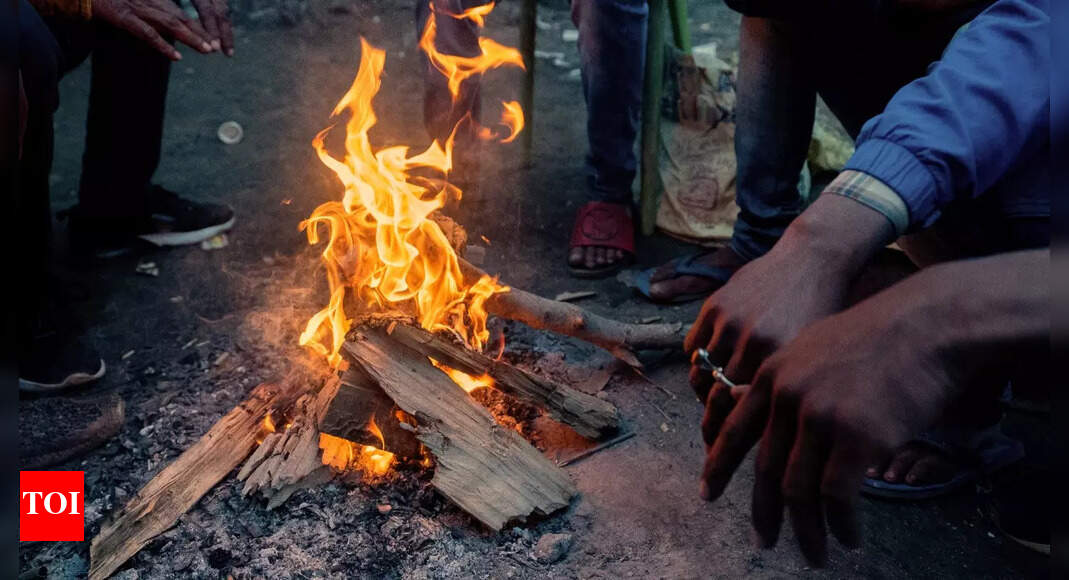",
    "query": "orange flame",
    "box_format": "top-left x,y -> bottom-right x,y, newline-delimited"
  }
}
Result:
319,432 -> 395,476
430,357 -> 494,393
299,4 -> 524,368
